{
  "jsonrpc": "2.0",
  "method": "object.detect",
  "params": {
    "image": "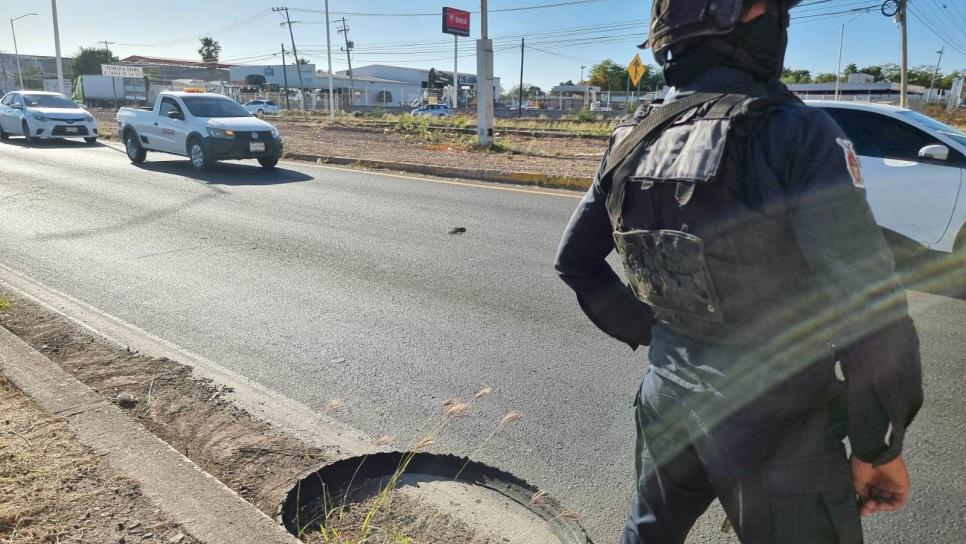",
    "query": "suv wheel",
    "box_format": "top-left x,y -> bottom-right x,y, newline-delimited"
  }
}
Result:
188,138 -> 213,171
0,124 -> 8,140
258,157 -> 278,169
